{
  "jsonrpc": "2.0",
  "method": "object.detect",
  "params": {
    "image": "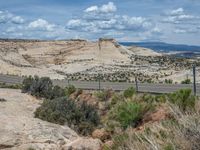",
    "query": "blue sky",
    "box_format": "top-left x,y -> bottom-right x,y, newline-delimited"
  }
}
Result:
0,0 -> 200,45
